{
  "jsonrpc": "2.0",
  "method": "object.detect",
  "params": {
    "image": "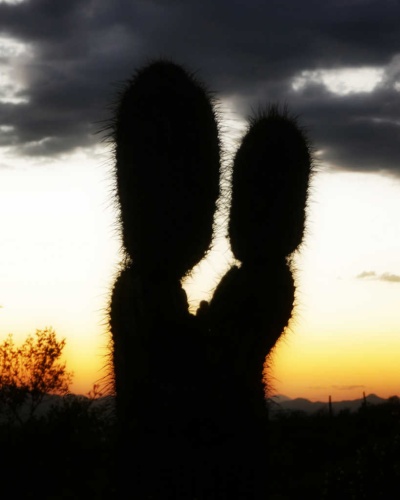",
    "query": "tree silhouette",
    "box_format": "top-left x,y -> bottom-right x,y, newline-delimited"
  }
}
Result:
0,327 -> 73,424
108,59 -> 313,498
